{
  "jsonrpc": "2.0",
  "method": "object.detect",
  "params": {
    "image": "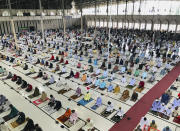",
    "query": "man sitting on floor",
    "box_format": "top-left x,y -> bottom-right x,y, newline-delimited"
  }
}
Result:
7,104 -> 19,119
48,95 -> 55,107
69,110 -> 78,124
121,76 -> 126,83
42,73 -> 48,80
3,71 -> 12,80
81,118 -> 94,131
32,87 -> 40,97
151,99 -> 161,114
107,83 -> 114,92
81,73 -> 87,82
161,92 -> 170,105
26,84 -> 33,92
58,108 -> 71,122
91,68 -> 100,77
54,100 -> 62,111
16,112 -> 25,125
91,77 -> 100,88
148,74 -> 156,83
40,91 -> 47,102
21,80 -> 27,89
84,92 -> 91,101
120,66 -> 126,74
134,69 -> 140,77
23,63 -> 28,70
74,87 -> 81,97
141,71 -> 147,79
129,78 -> 136,87
99,80 -> 106,90
120,90 -> 130,101
34,69 -> 43,79
83,75 -> 92,86
11,74 -> 17,81
58,66 -> 66,76
131,91 -> 138,102
74,72 -> 80,79
65,69 -> 74,79
99,70 -> 108,79
52,64 -> 60,73
138,81 -> 145,90
114,107 -> 124,120
112,65 -> 119,73
105,101 -> 114,114
26,66 -> 35,76
46,75 -> 55,85
95,97 -> 102,107
113,85 -> 120,94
